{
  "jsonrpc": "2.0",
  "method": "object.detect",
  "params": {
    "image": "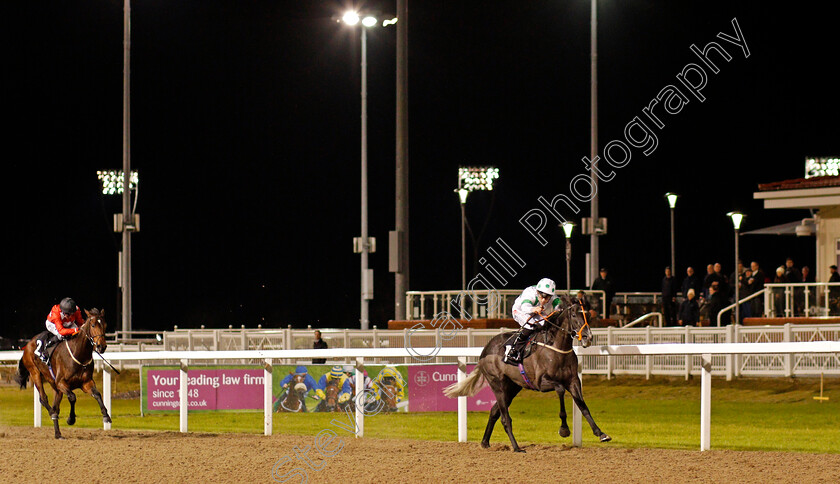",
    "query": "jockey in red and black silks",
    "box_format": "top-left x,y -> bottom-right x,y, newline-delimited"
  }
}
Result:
36,297 -> 83,363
